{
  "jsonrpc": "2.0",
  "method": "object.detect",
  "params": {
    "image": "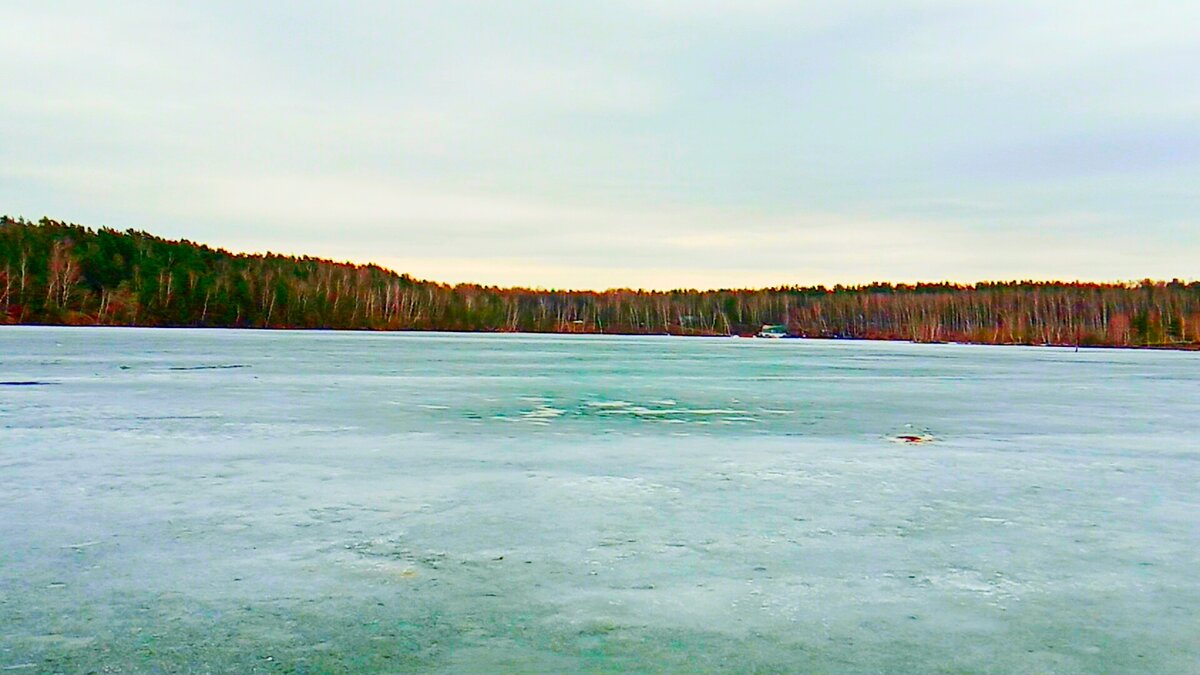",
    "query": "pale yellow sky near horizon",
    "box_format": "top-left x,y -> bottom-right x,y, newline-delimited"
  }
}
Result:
198,231 -> 1190,291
